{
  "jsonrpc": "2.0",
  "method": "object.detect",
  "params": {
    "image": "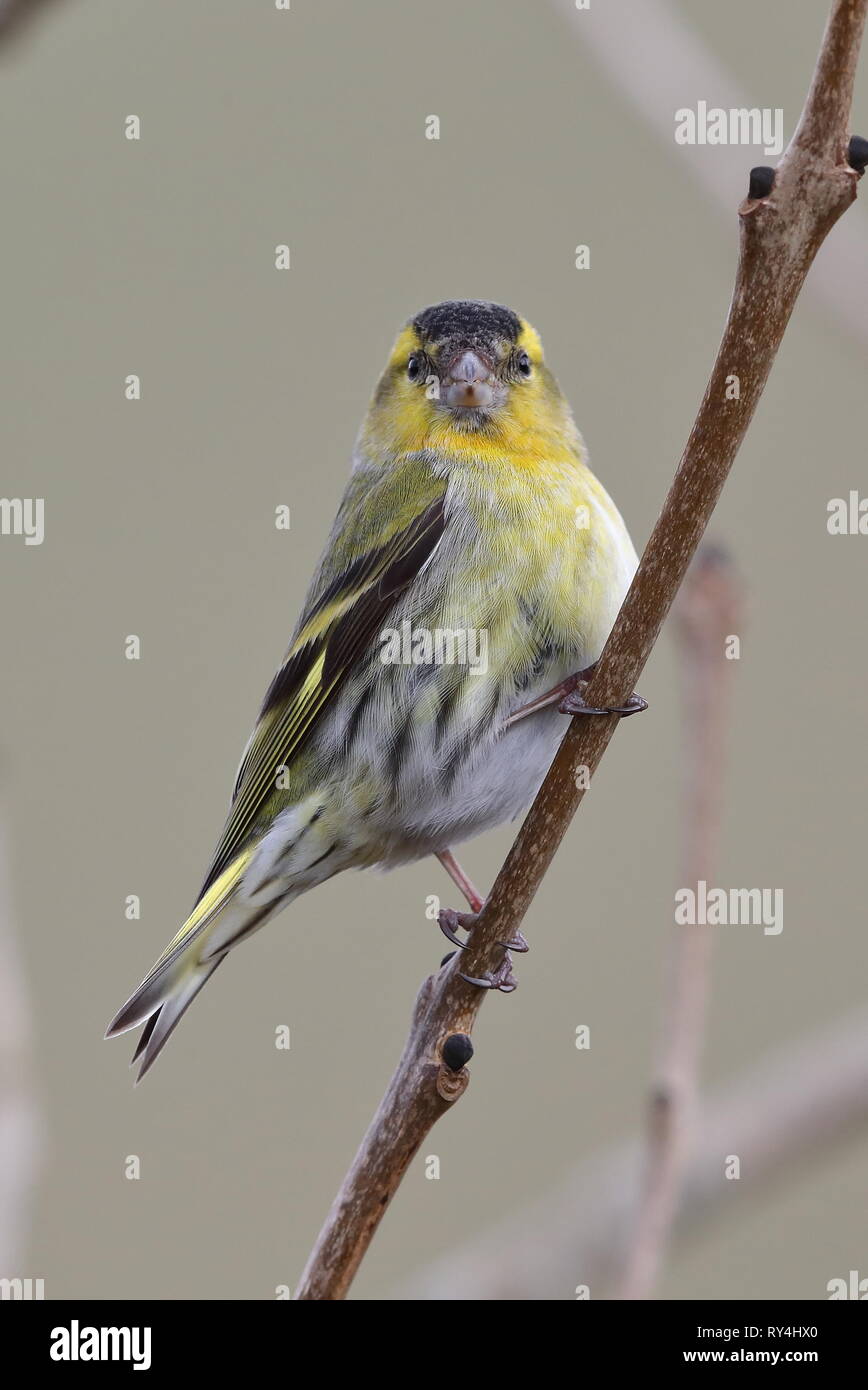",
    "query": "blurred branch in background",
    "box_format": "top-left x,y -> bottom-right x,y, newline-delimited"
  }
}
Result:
551,0 -> 868,351
405,1006 -> 868,1299
0,796 -> 43,1272
0,0 -> 67,47
620,547 -> 743,1299
294,0 -> 867,1300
